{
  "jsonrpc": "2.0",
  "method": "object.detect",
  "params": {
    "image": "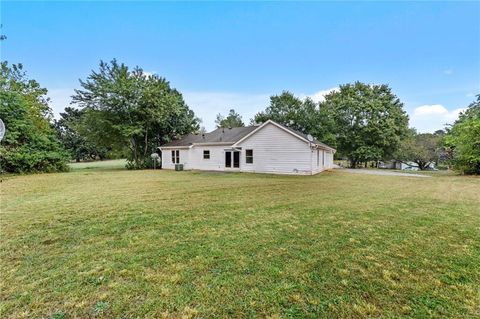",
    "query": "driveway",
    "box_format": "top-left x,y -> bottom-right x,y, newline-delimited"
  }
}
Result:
340,168 -> 430,178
